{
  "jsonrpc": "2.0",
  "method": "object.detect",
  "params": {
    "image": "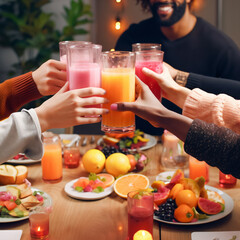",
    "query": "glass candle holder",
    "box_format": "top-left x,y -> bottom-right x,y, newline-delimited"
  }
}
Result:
63,146 -> 80,168
219,171 -> 237,188
127,190 -> 154,240
29,206 -> 50,239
